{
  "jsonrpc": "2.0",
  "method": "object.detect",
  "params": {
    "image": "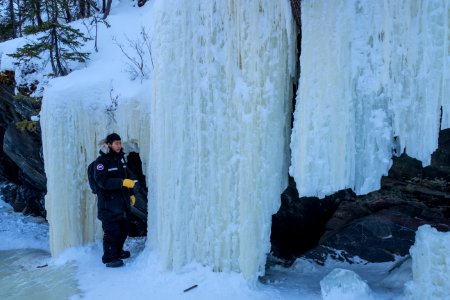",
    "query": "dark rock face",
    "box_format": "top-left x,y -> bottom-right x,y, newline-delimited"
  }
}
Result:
270,179 -> 342,261
0,127 -> 20,183
126,151 -> 148,236
3,124 -> 46,190
304,185 -> 450,264
0,71 -> 46,217
271,129 -> 450,265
